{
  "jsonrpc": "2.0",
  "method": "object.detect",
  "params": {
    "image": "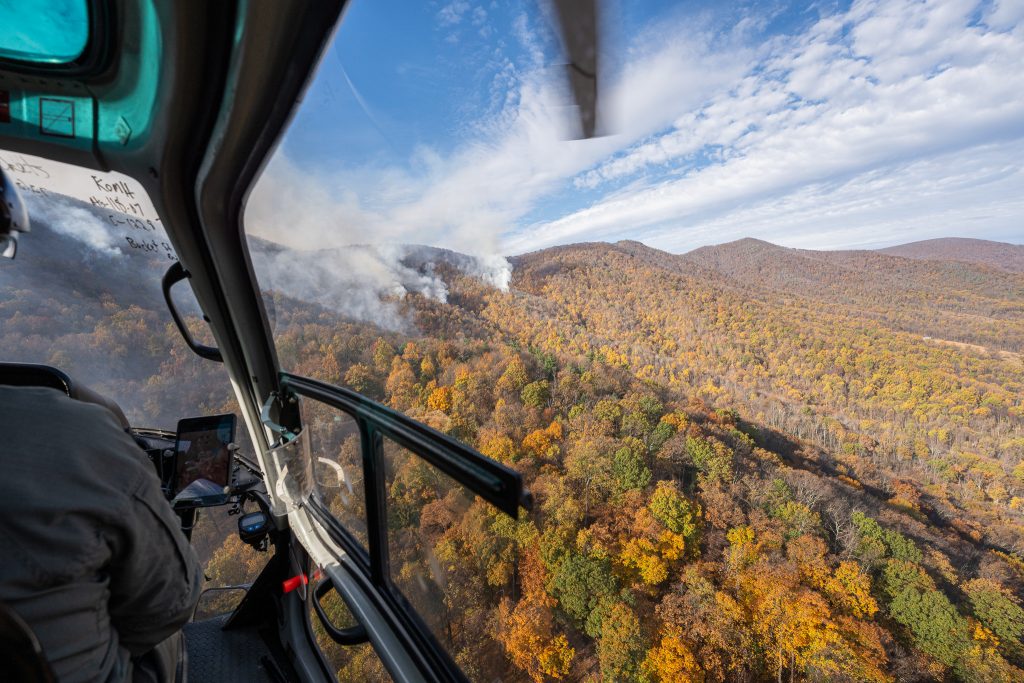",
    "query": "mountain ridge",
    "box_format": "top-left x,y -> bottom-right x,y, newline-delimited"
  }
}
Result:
879,236 -> 1024,272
